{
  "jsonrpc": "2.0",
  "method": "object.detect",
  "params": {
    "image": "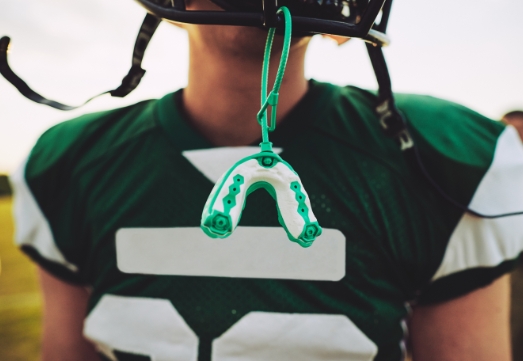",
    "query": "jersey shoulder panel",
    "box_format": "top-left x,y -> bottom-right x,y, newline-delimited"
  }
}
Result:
12,99 -> 160,284
395,93 -> 504,162
392,94 -> 523,303
309,84 -> 504,199
342,89 -> 507,206
312,84 -> 522,304
28,99 -> 158,178
419,125 -> 523,304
